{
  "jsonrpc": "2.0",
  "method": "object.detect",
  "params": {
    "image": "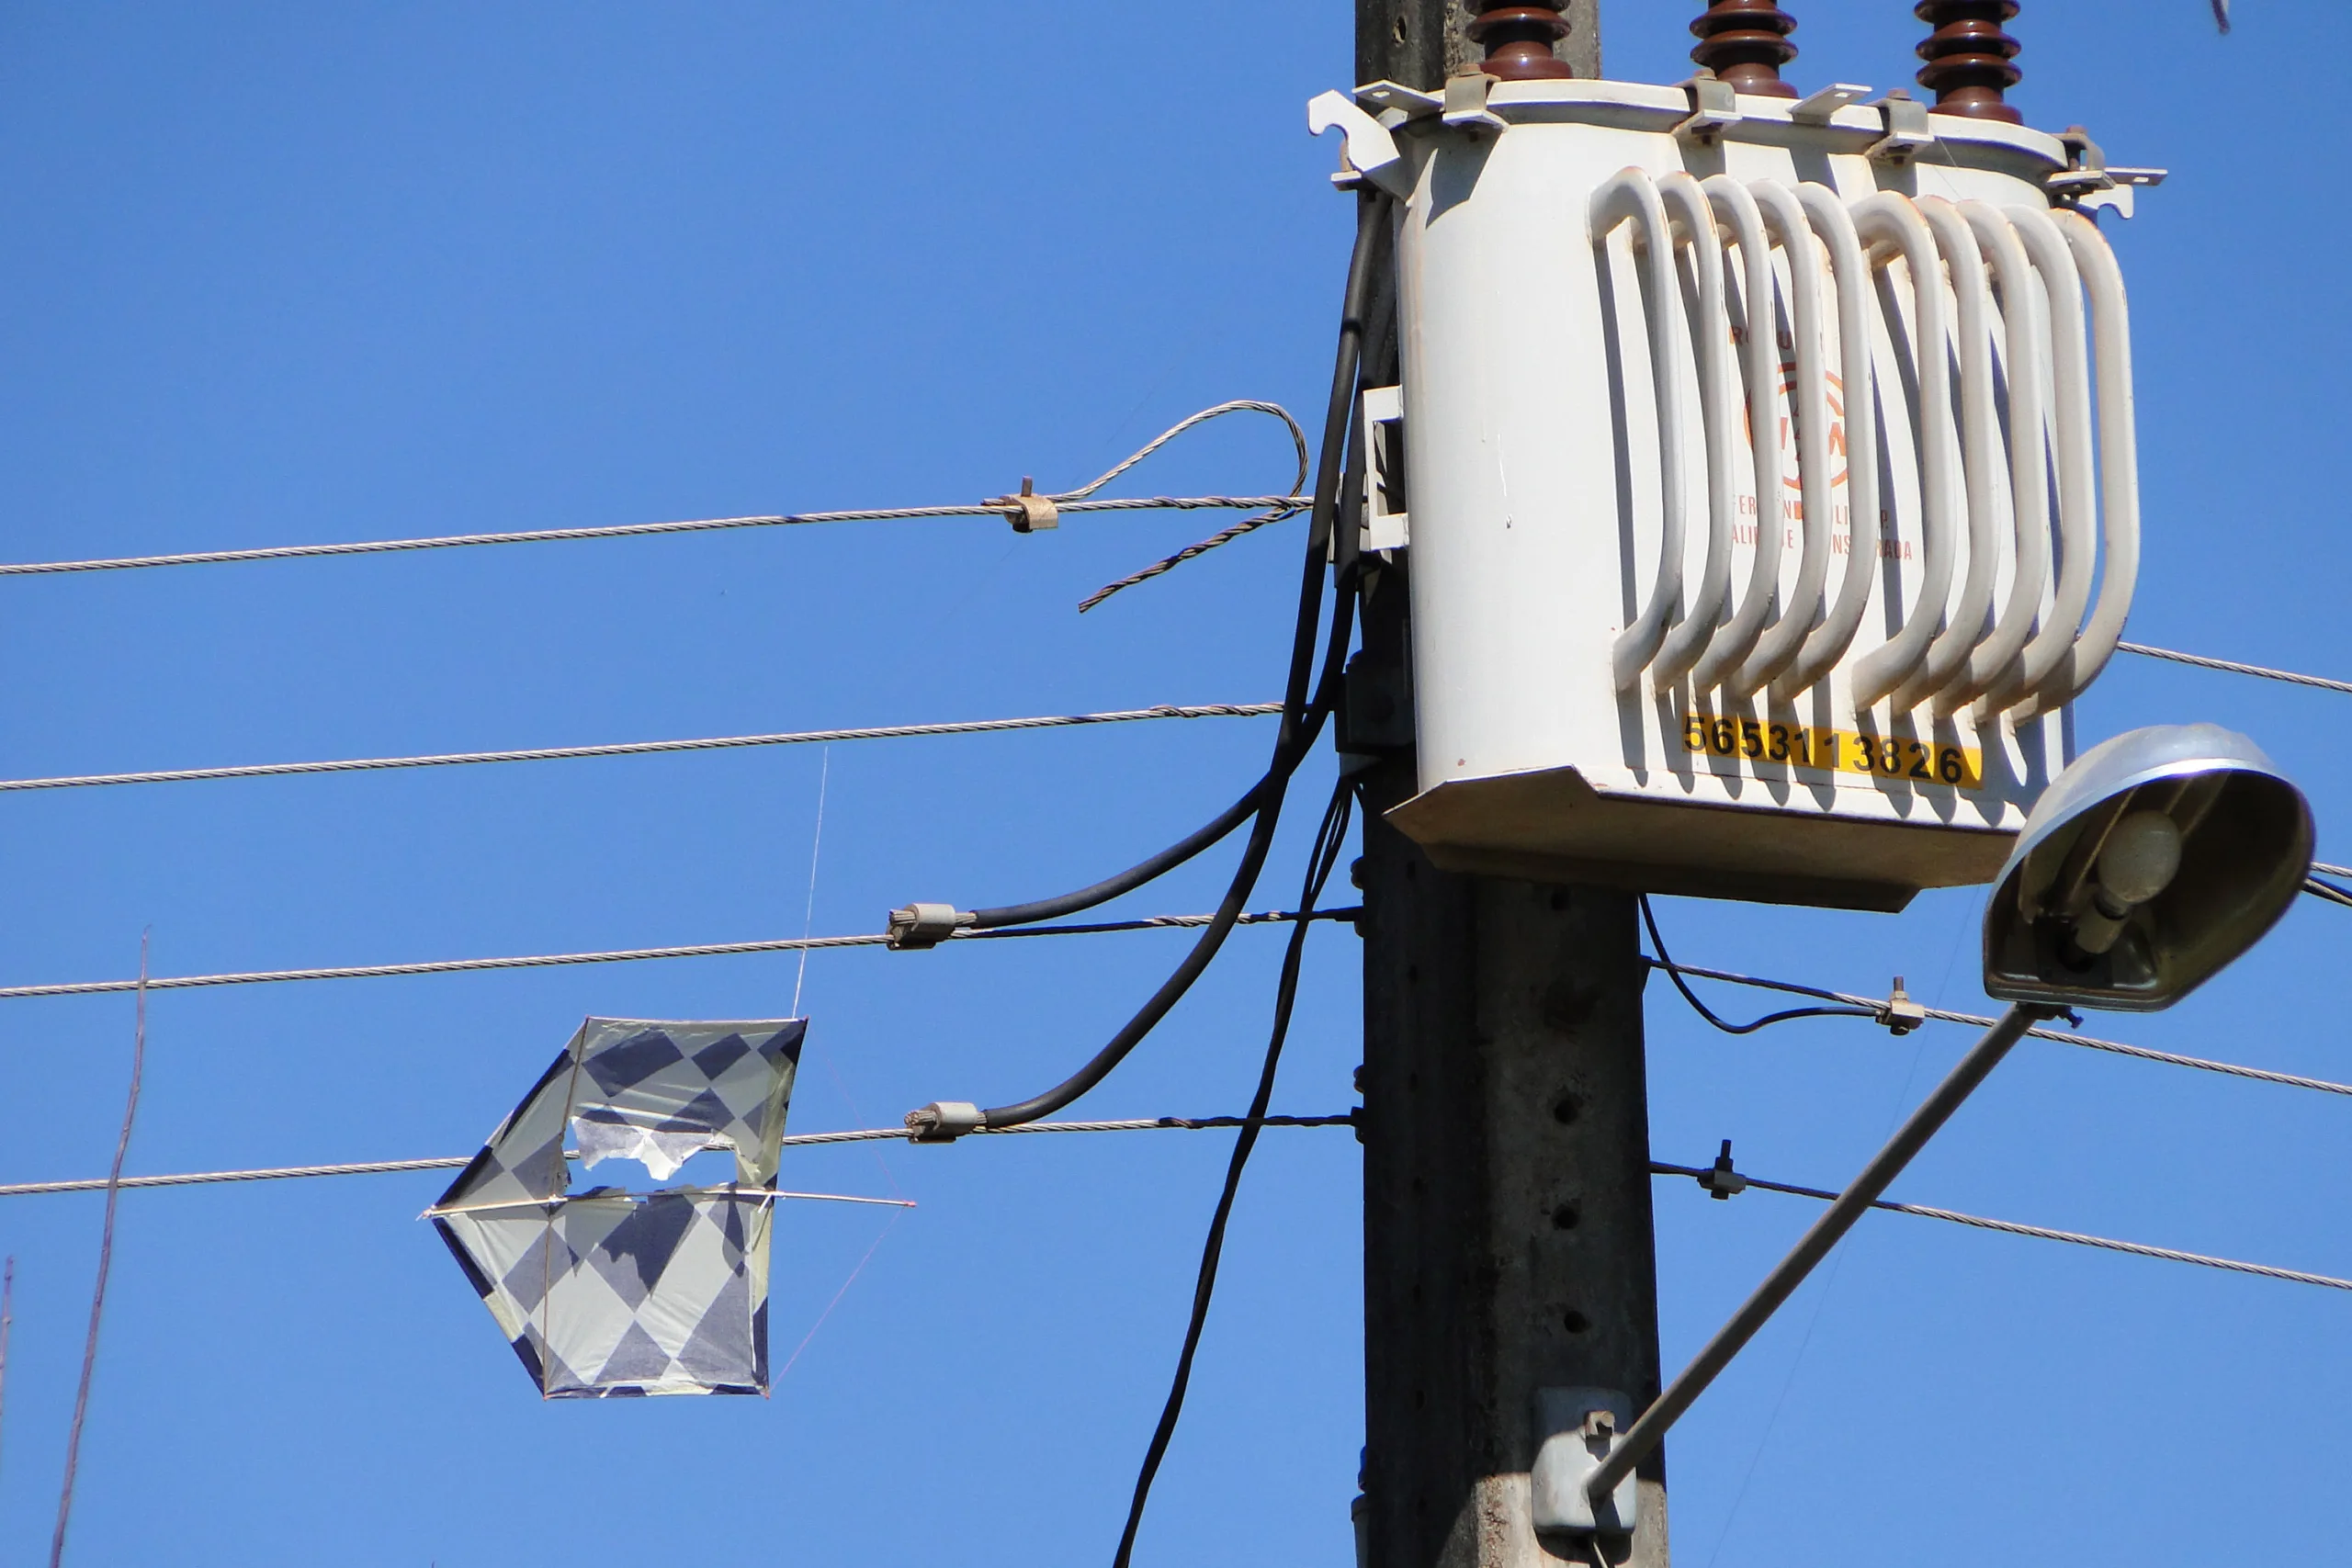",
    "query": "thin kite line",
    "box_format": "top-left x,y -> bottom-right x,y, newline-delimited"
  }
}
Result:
793,747 -> 831,1017
775,1208 -> 907,1389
